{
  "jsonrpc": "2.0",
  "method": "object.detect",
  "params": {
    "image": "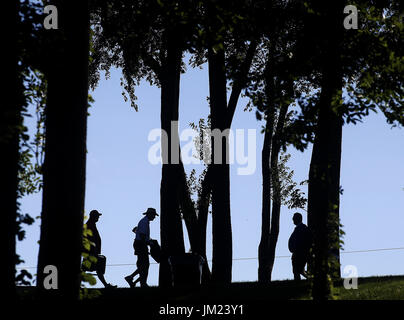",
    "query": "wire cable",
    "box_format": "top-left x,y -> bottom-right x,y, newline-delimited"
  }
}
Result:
16,246 -> 404,269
